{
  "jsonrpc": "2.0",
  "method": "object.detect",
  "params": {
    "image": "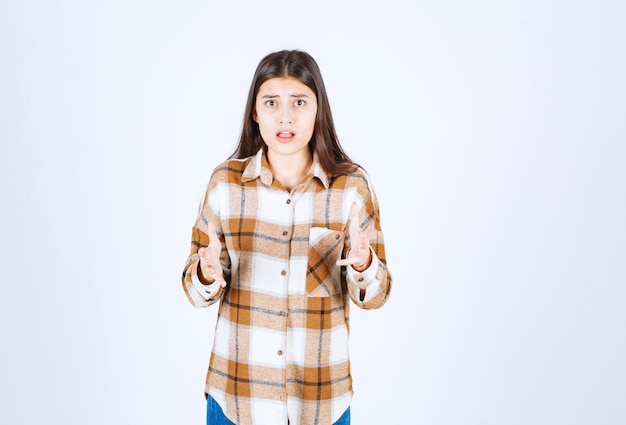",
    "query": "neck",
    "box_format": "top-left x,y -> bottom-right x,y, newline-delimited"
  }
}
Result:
267,149 -> 313,192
